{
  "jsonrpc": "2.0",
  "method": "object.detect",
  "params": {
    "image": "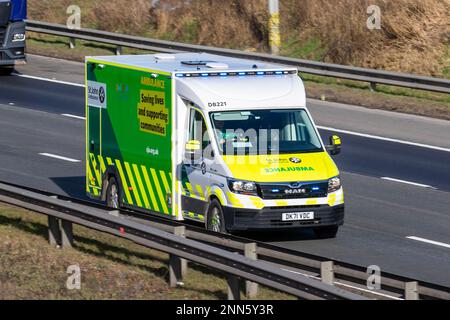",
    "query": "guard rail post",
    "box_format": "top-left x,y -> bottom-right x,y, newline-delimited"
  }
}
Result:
169,226 -> 186,287
69,38 -> 76,49
61,220 -> 74,248
227,274 -> 241,300
47,216 -> 61,247
321,261 -> 335,285
177,226 -> 188,277
244,242 -> 258,298
405,281 -> 419,300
